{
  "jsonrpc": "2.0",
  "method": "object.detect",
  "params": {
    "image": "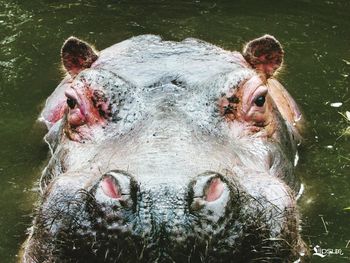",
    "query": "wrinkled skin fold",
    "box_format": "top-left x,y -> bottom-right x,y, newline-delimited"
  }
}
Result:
21,35 -> 307,263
